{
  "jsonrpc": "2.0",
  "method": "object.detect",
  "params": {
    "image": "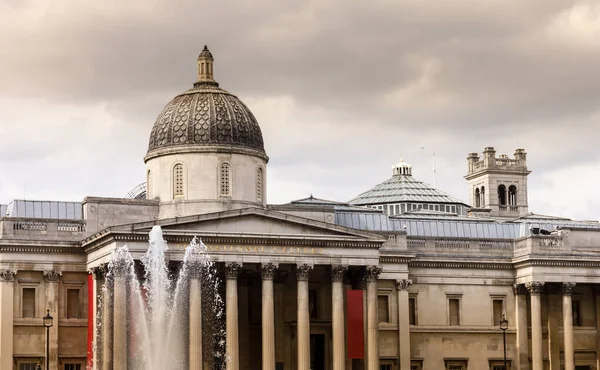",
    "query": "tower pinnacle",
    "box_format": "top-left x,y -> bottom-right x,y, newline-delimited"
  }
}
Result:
197,45 -> 216,84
